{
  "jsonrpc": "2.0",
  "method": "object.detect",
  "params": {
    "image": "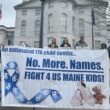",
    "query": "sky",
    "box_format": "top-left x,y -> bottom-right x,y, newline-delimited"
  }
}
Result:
0,0 -> 22,27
